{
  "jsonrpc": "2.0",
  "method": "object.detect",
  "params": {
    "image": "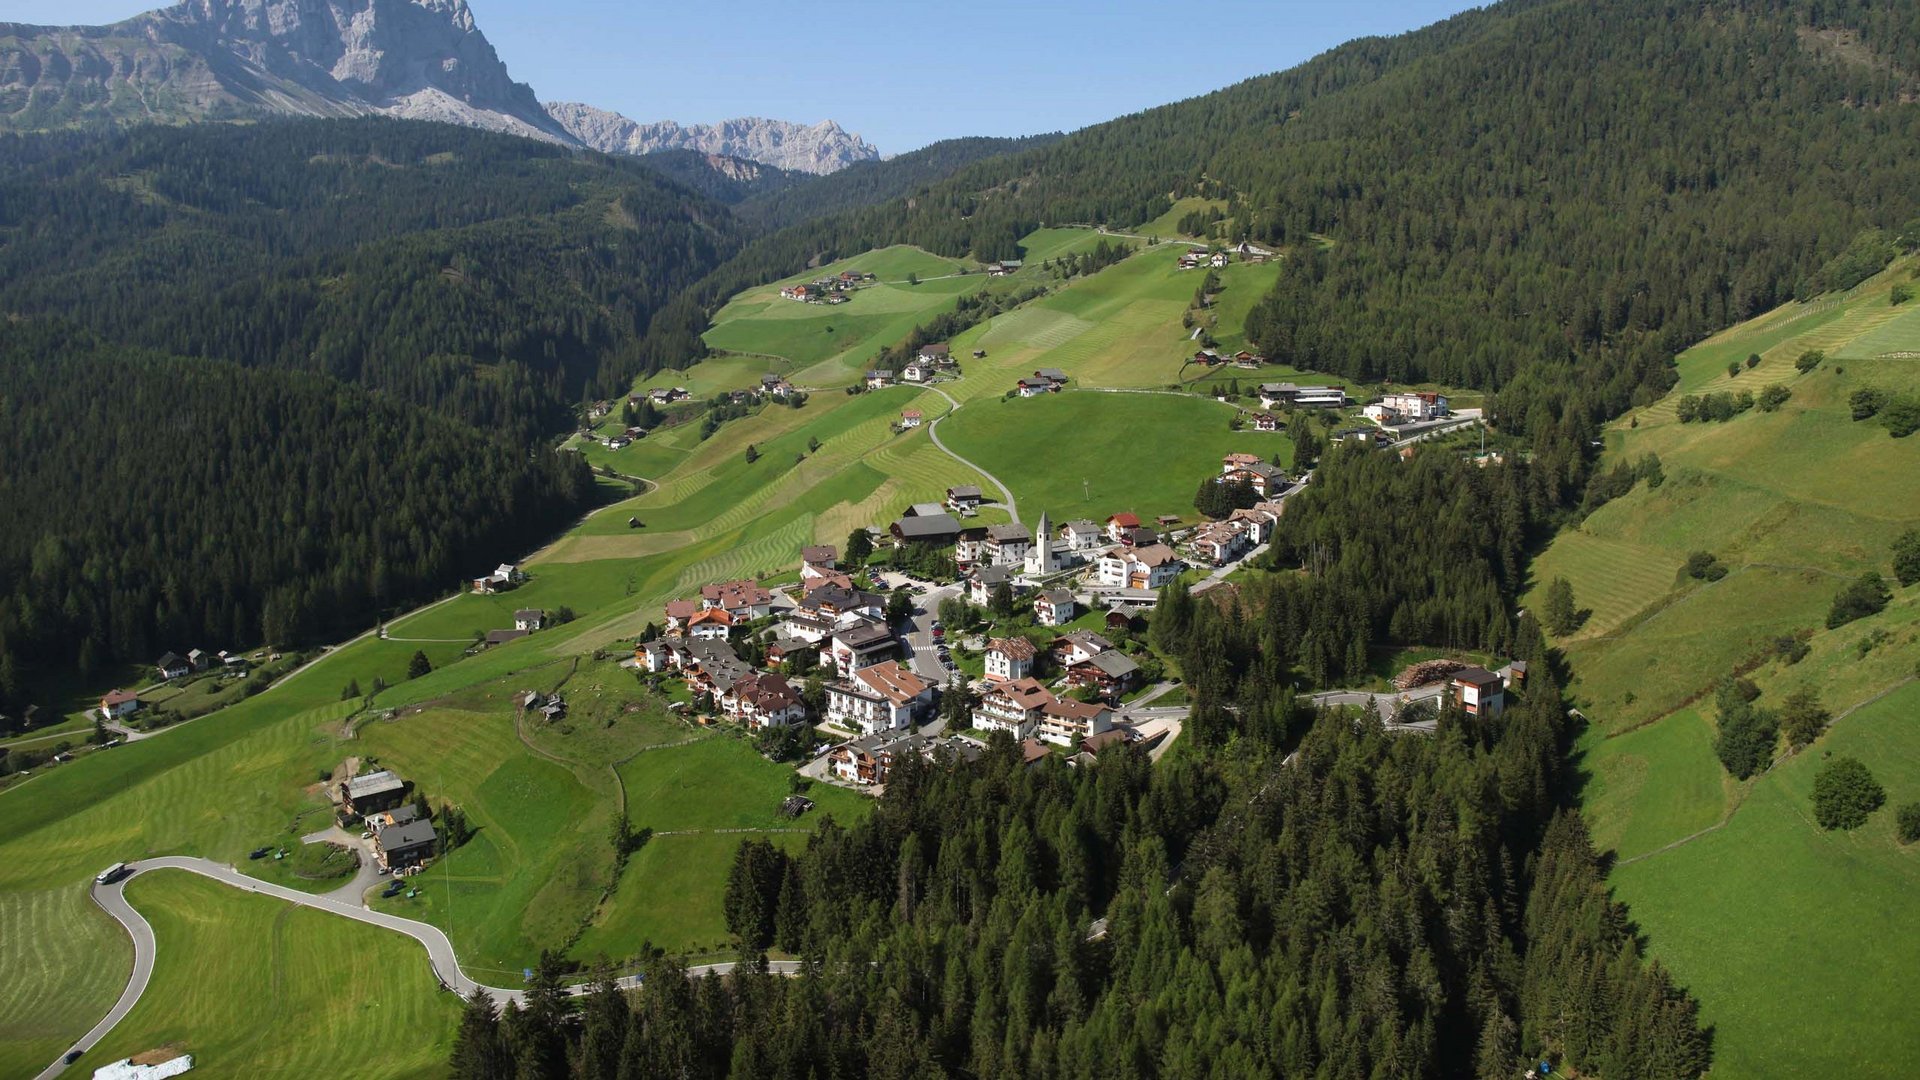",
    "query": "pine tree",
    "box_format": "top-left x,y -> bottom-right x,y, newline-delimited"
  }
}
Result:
449,988 -> 509,1080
